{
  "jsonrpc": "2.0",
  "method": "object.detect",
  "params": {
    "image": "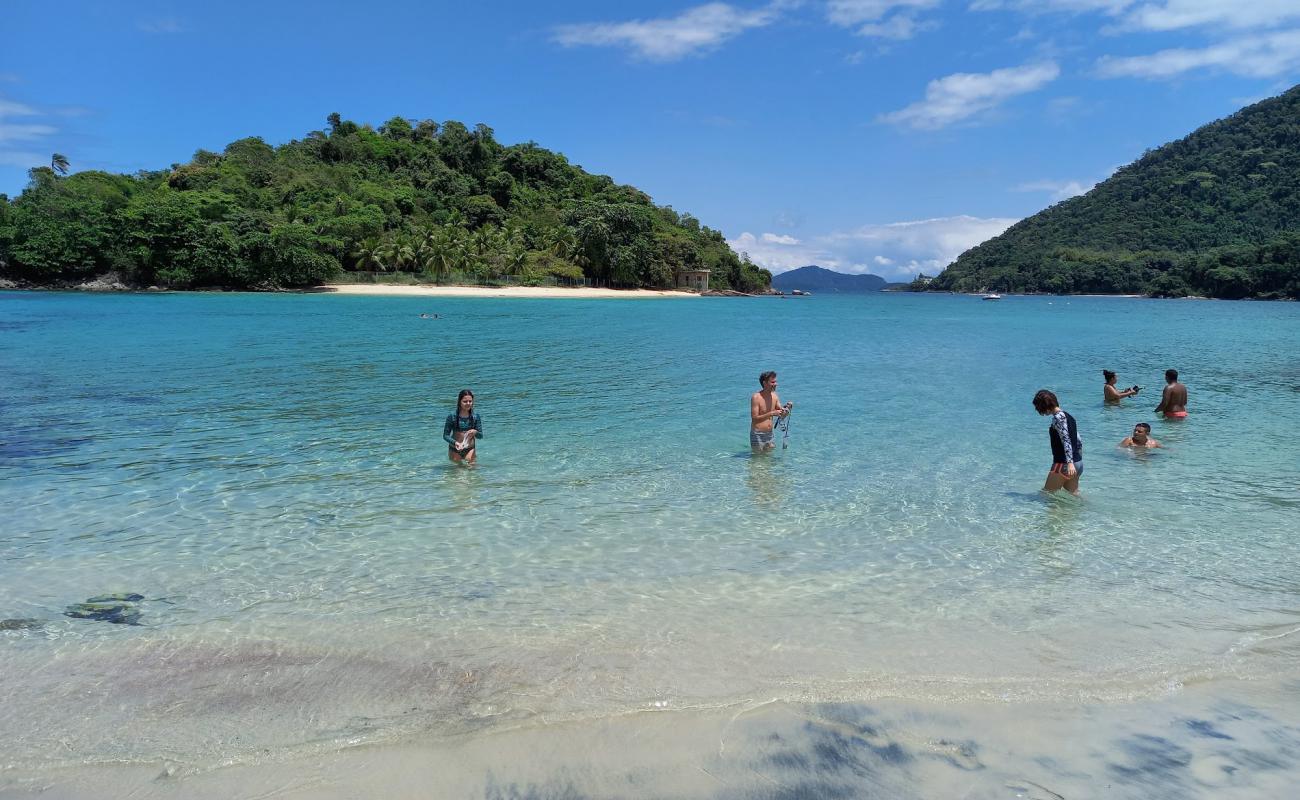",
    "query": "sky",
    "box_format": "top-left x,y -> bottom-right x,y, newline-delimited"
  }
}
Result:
3,1 -> 1299,280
